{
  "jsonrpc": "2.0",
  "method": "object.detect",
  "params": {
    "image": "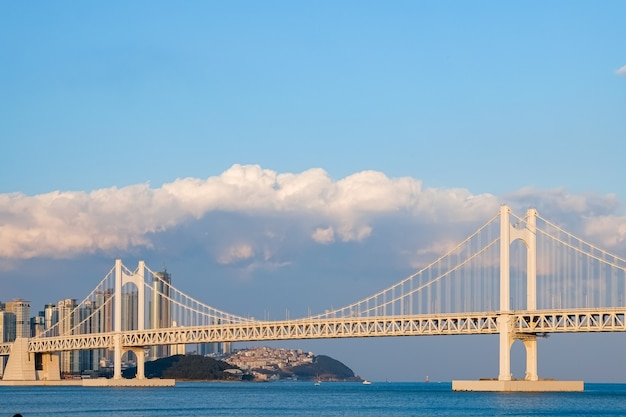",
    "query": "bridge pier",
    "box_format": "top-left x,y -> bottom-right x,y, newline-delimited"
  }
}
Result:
522,336 -> 538,381
497,316 -> 538,382
2,338 -> 37,381
113,334 -> 122,380
1,338 -> 60,382
497,316 -> 513,381
131,347 -> 146,380
454,311 -> 583,391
